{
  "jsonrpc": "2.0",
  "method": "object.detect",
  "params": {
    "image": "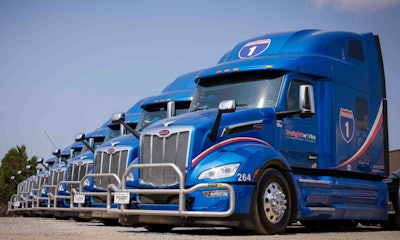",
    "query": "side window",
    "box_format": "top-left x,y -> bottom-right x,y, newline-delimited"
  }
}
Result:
287,80 -> 305,111
348,40 -> 365,61
356,98 -> 368,130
